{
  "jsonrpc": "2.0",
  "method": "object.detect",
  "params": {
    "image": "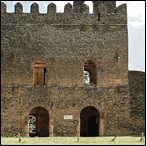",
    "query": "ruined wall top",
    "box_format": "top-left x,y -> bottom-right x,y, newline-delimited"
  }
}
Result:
1,1 -> 127,25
